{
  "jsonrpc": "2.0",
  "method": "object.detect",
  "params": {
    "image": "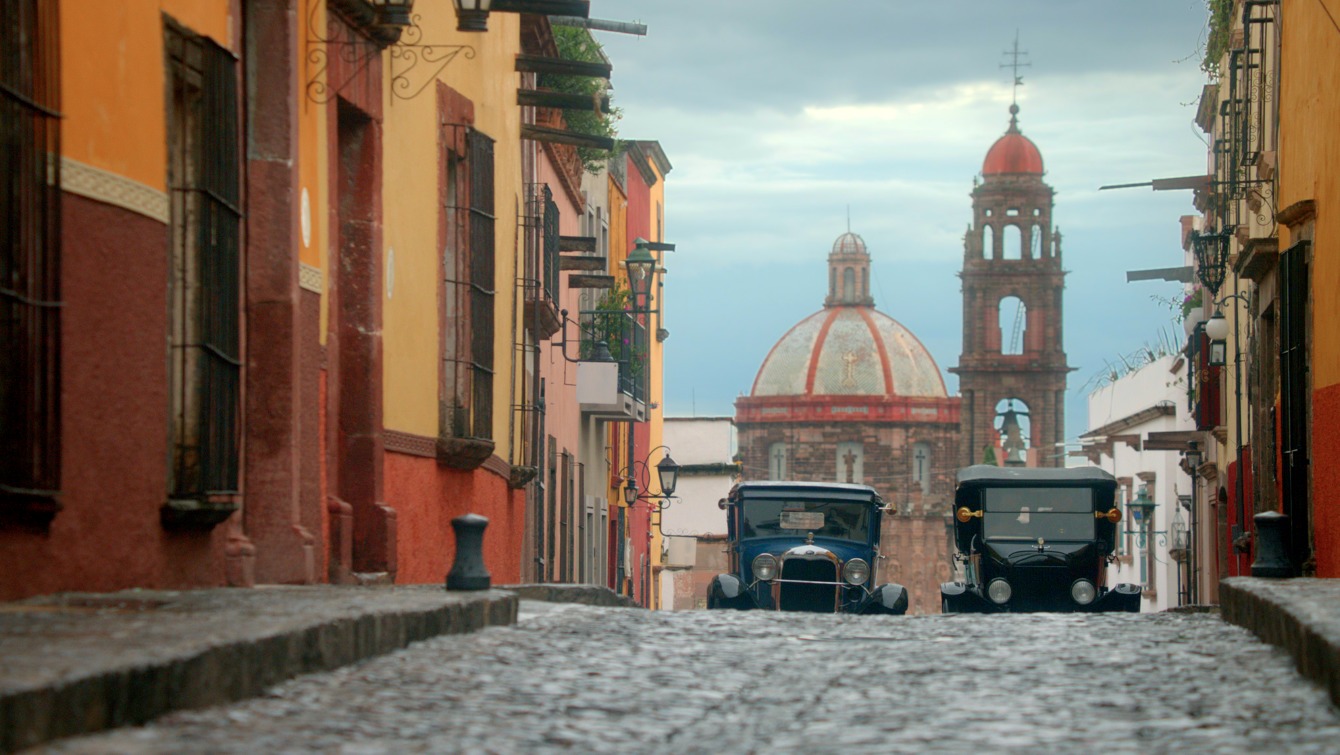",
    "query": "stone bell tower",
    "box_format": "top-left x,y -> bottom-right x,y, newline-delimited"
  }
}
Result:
951,104 -> 1070,468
